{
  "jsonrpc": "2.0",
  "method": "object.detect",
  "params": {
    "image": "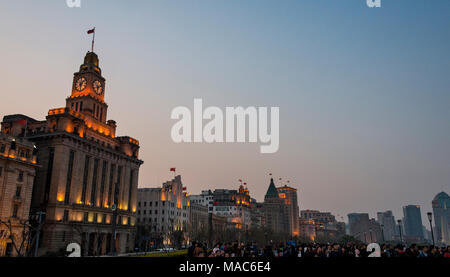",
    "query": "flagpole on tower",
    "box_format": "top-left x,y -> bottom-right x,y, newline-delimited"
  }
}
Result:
87,27 -> 96,52
92,27 -> 95,52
